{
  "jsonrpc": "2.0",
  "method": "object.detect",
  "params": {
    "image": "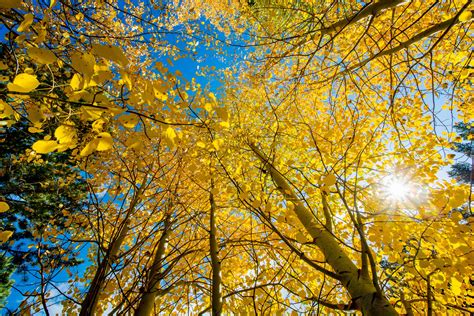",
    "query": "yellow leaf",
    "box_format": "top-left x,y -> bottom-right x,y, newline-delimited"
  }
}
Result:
70,74 -> 83,90
459,11 -> 472,22
219,121 -> 230,128
54,124 -> 77,144
418,259 -> 429,269
118,114 -> 139,128
154,90 -> 168,101
71,52 -> 95,79
212,138 -> 224,150
0,100 -> 14,118
215,107 -> 229,120
209,92 -> 217,103
451,277 -> 463,296
295,232 -> 307,244
265,202 -> 272,213
107,106 -> 126,116
0,202 -> 9,213
126,138 -> 144,151
0,61 -> 8,70
93,69 -> 113,85
204,102 -> 213,113
0,0 -> 22,9
80,106 -> 103,120
27,105 -> 44,125
323,173 -> 337,186
35,28 -> 47,44
196,141 -> 206,148
17,13 -> 33,32
92,119 -> 106,132
120,70 -> 133,90
163,127 -> 177,148
28,126 -> 44,133
96,132 -> 113,151
92,44 -> 128,66
80,139 -> 98,157
0,230 -> 14,243
251,199 -> 261,208
56,143 -> 70,152
28,47 -> 57,64
32,140 -> 58,154
276,214 -> 286,223
7,73 -> 40,93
